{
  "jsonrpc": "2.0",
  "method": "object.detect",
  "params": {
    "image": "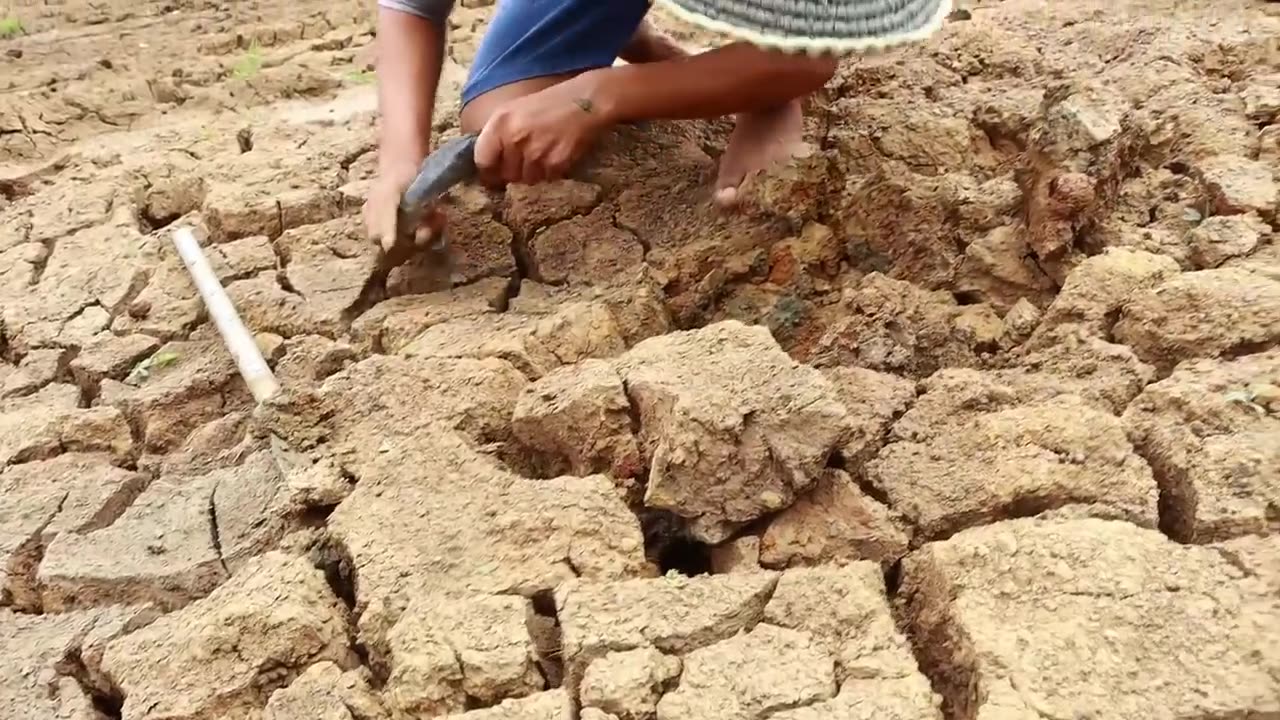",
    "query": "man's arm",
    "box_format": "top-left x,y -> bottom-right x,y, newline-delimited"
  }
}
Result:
373,0 -> 453,177
575,42 -> 837,125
